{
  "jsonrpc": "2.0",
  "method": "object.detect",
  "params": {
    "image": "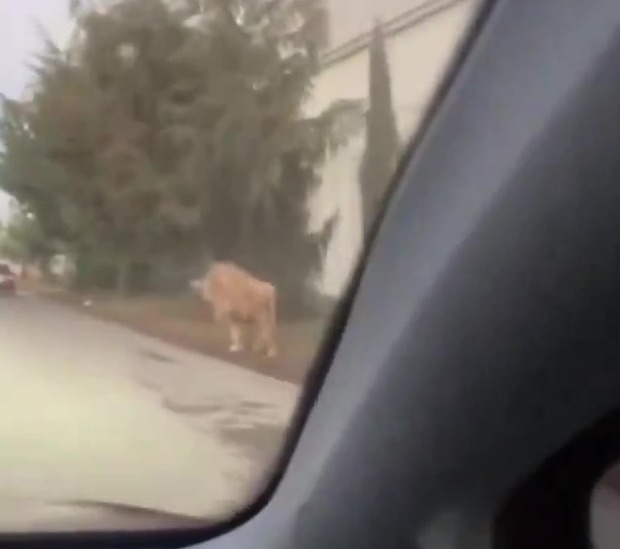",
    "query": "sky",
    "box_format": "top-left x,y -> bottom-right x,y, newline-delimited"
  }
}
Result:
0,0 -> 72,222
